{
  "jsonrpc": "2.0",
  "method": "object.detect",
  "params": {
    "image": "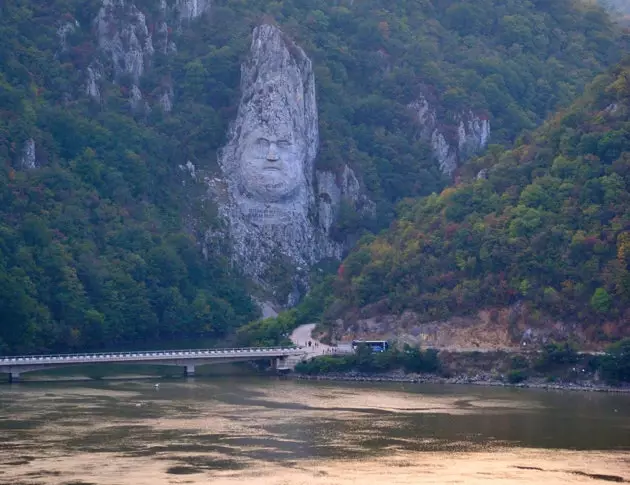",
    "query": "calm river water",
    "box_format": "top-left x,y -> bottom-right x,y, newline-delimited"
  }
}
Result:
0,377 -> 629,485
